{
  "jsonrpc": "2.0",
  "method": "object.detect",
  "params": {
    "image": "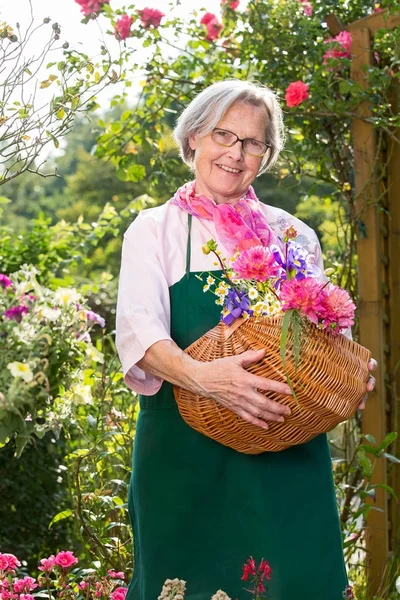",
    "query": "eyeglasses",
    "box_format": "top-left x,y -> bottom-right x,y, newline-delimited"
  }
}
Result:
211,128 -> 271,157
